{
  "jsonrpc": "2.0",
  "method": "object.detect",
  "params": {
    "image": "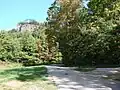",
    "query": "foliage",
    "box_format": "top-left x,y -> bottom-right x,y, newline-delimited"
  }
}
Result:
37,28 -> 61,64
18,19 -> 39,25
46,0 -> 120,66
0,23 -> 60,66
0,31 -> 21,61
1,0 -> 120,67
